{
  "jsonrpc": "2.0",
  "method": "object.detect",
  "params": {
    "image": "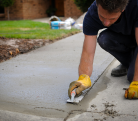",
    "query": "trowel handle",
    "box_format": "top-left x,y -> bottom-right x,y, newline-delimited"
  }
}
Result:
71,88 -> 76,96
70,88 -> 76,102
